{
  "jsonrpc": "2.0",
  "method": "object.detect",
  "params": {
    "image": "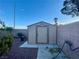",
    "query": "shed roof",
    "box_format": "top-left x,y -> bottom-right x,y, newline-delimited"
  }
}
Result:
27,21 -> 55,27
